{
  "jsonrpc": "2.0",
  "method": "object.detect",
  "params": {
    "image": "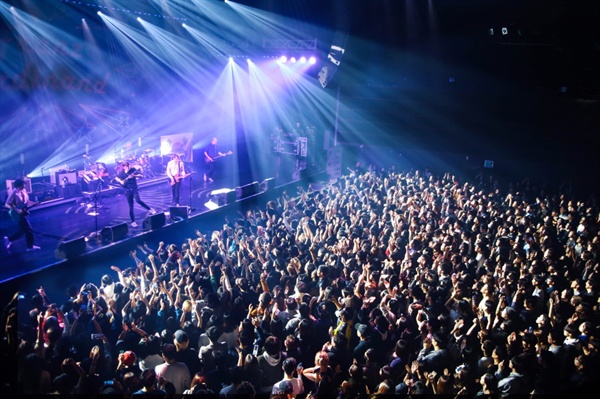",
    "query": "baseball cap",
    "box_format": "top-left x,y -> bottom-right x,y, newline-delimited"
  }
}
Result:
174,329 -> 189,344
355,323 -> 369,336
121,350 -> 137,367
